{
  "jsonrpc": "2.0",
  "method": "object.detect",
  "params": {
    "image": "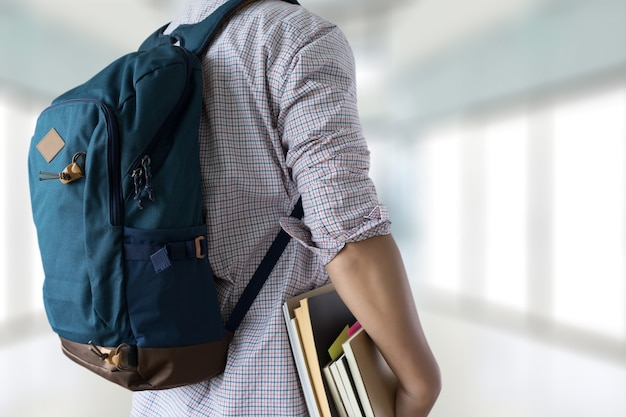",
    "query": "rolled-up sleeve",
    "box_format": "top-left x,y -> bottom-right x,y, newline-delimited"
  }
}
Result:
276,21 -> 391,264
